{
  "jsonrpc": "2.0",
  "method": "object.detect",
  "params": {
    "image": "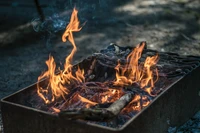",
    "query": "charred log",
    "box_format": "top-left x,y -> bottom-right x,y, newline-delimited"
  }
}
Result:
59,93 -> 134,121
